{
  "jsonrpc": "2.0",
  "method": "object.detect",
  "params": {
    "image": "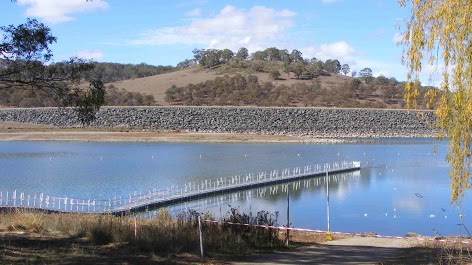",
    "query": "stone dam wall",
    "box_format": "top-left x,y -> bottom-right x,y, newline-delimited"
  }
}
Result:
0,107 -> 437,138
